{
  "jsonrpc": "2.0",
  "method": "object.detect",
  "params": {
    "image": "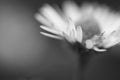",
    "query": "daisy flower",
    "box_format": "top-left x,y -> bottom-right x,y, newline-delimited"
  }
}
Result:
35,1 -> 120,52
